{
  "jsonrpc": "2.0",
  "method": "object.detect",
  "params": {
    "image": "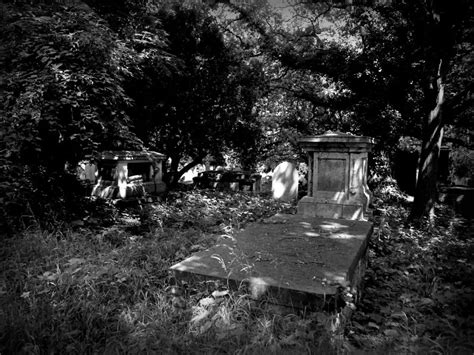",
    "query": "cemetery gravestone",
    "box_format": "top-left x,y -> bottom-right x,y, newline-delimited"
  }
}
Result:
171,134 -> 375,308
298,132 -> 375,220
272,162 -> 298,202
